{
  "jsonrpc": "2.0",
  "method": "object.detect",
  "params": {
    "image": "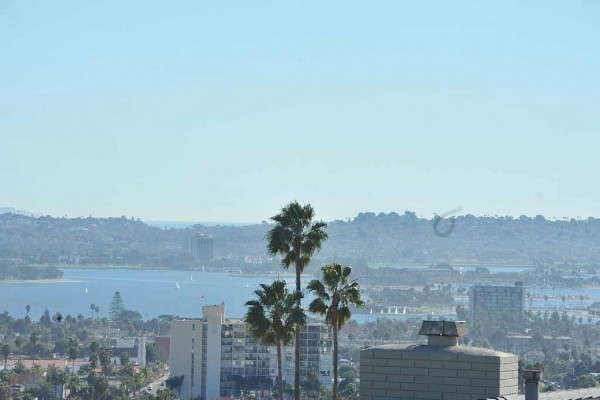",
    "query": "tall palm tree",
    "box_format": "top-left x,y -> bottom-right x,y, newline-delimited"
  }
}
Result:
307,263 -> 364,400
266,201 -> 328,400
244,280 -> 306,400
